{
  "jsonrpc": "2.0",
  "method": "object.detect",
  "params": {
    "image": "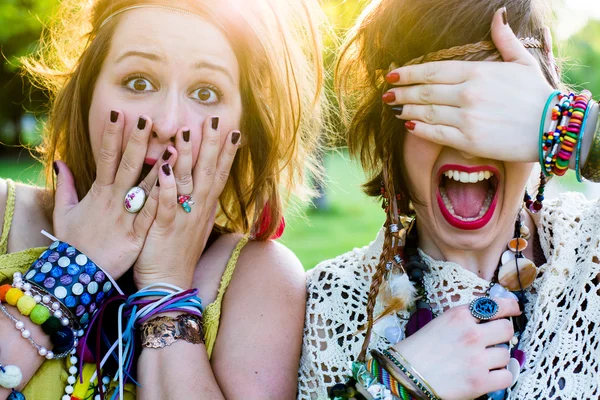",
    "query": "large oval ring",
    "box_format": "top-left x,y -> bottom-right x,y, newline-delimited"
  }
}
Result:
124,186 -> 146,214
469,296 -> 500,321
